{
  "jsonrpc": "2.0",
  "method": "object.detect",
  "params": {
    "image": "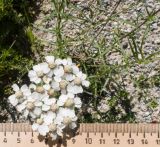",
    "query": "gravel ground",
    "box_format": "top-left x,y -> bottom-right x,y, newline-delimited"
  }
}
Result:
10,0 -> 159,123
